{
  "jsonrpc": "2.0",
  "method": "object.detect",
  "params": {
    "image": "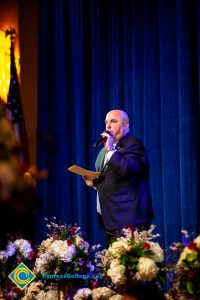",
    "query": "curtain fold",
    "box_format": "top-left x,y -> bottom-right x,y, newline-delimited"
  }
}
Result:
36,0 -> 200,249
